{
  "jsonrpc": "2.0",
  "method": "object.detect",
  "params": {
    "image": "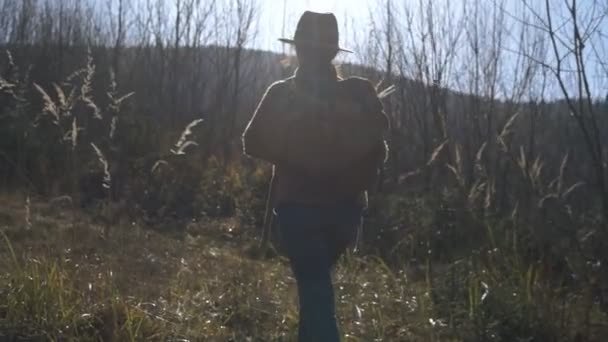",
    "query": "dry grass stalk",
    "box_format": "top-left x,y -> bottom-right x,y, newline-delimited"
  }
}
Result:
530,157 -> 544,185
447,144 -> 465,188
468,180 -> 486,206
5,49 -> 14,69
484,180 -> 495,209
498,112 -> 520,151
81,52 -> 101,120
70,117 -> 78,150
557,153 -> 569,193
427,139 -> 449,167
171,119 -> 204,155
83,96 -> 100,120
34,83 -> 60,123
151,160 -> 169,174
91,143 -> 111,190
107,70 -> 135,115
398,139 -> 450,184
475,142 -> 488,174
517,146 -> 527,177
109,116 -> 118,140
0,76 -> 15,93
24,196 -> 32,230
377,84 -> 397,99
53,84 -> 67,112
562,182 -> 584,199
172,141 -> 199,155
